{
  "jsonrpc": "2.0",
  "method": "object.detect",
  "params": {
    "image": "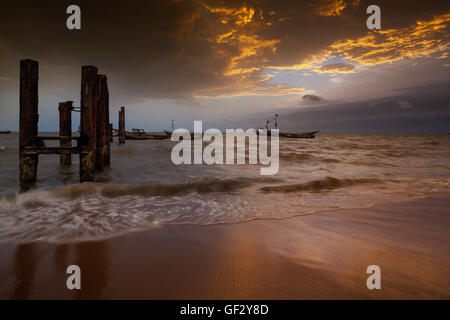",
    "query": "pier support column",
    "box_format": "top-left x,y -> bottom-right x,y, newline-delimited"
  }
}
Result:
59,101 -> 73,166
95,75 -> 108,171
80,66 -> 98,182
118,106 -> 125,144
19,59 -> 39,184
109,124 -> 113,143
104,80 -> 111,167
